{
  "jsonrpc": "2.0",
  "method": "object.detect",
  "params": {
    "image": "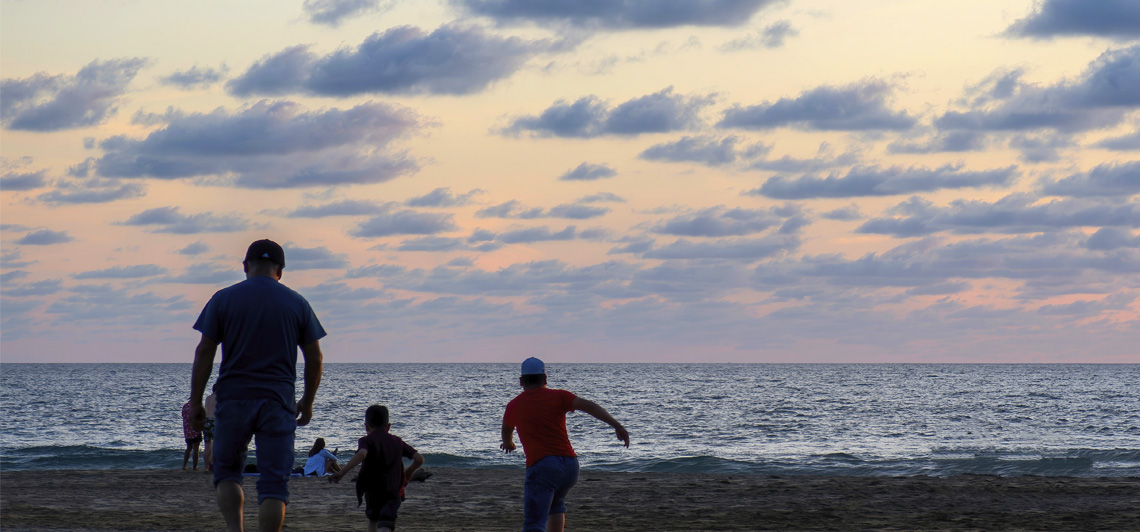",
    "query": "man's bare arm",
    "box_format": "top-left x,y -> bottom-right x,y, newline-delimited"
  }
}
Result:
296,340 -> 323,426
572,397 -> 630,447
188,335 -> 219,430
500,422 -> 516,453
